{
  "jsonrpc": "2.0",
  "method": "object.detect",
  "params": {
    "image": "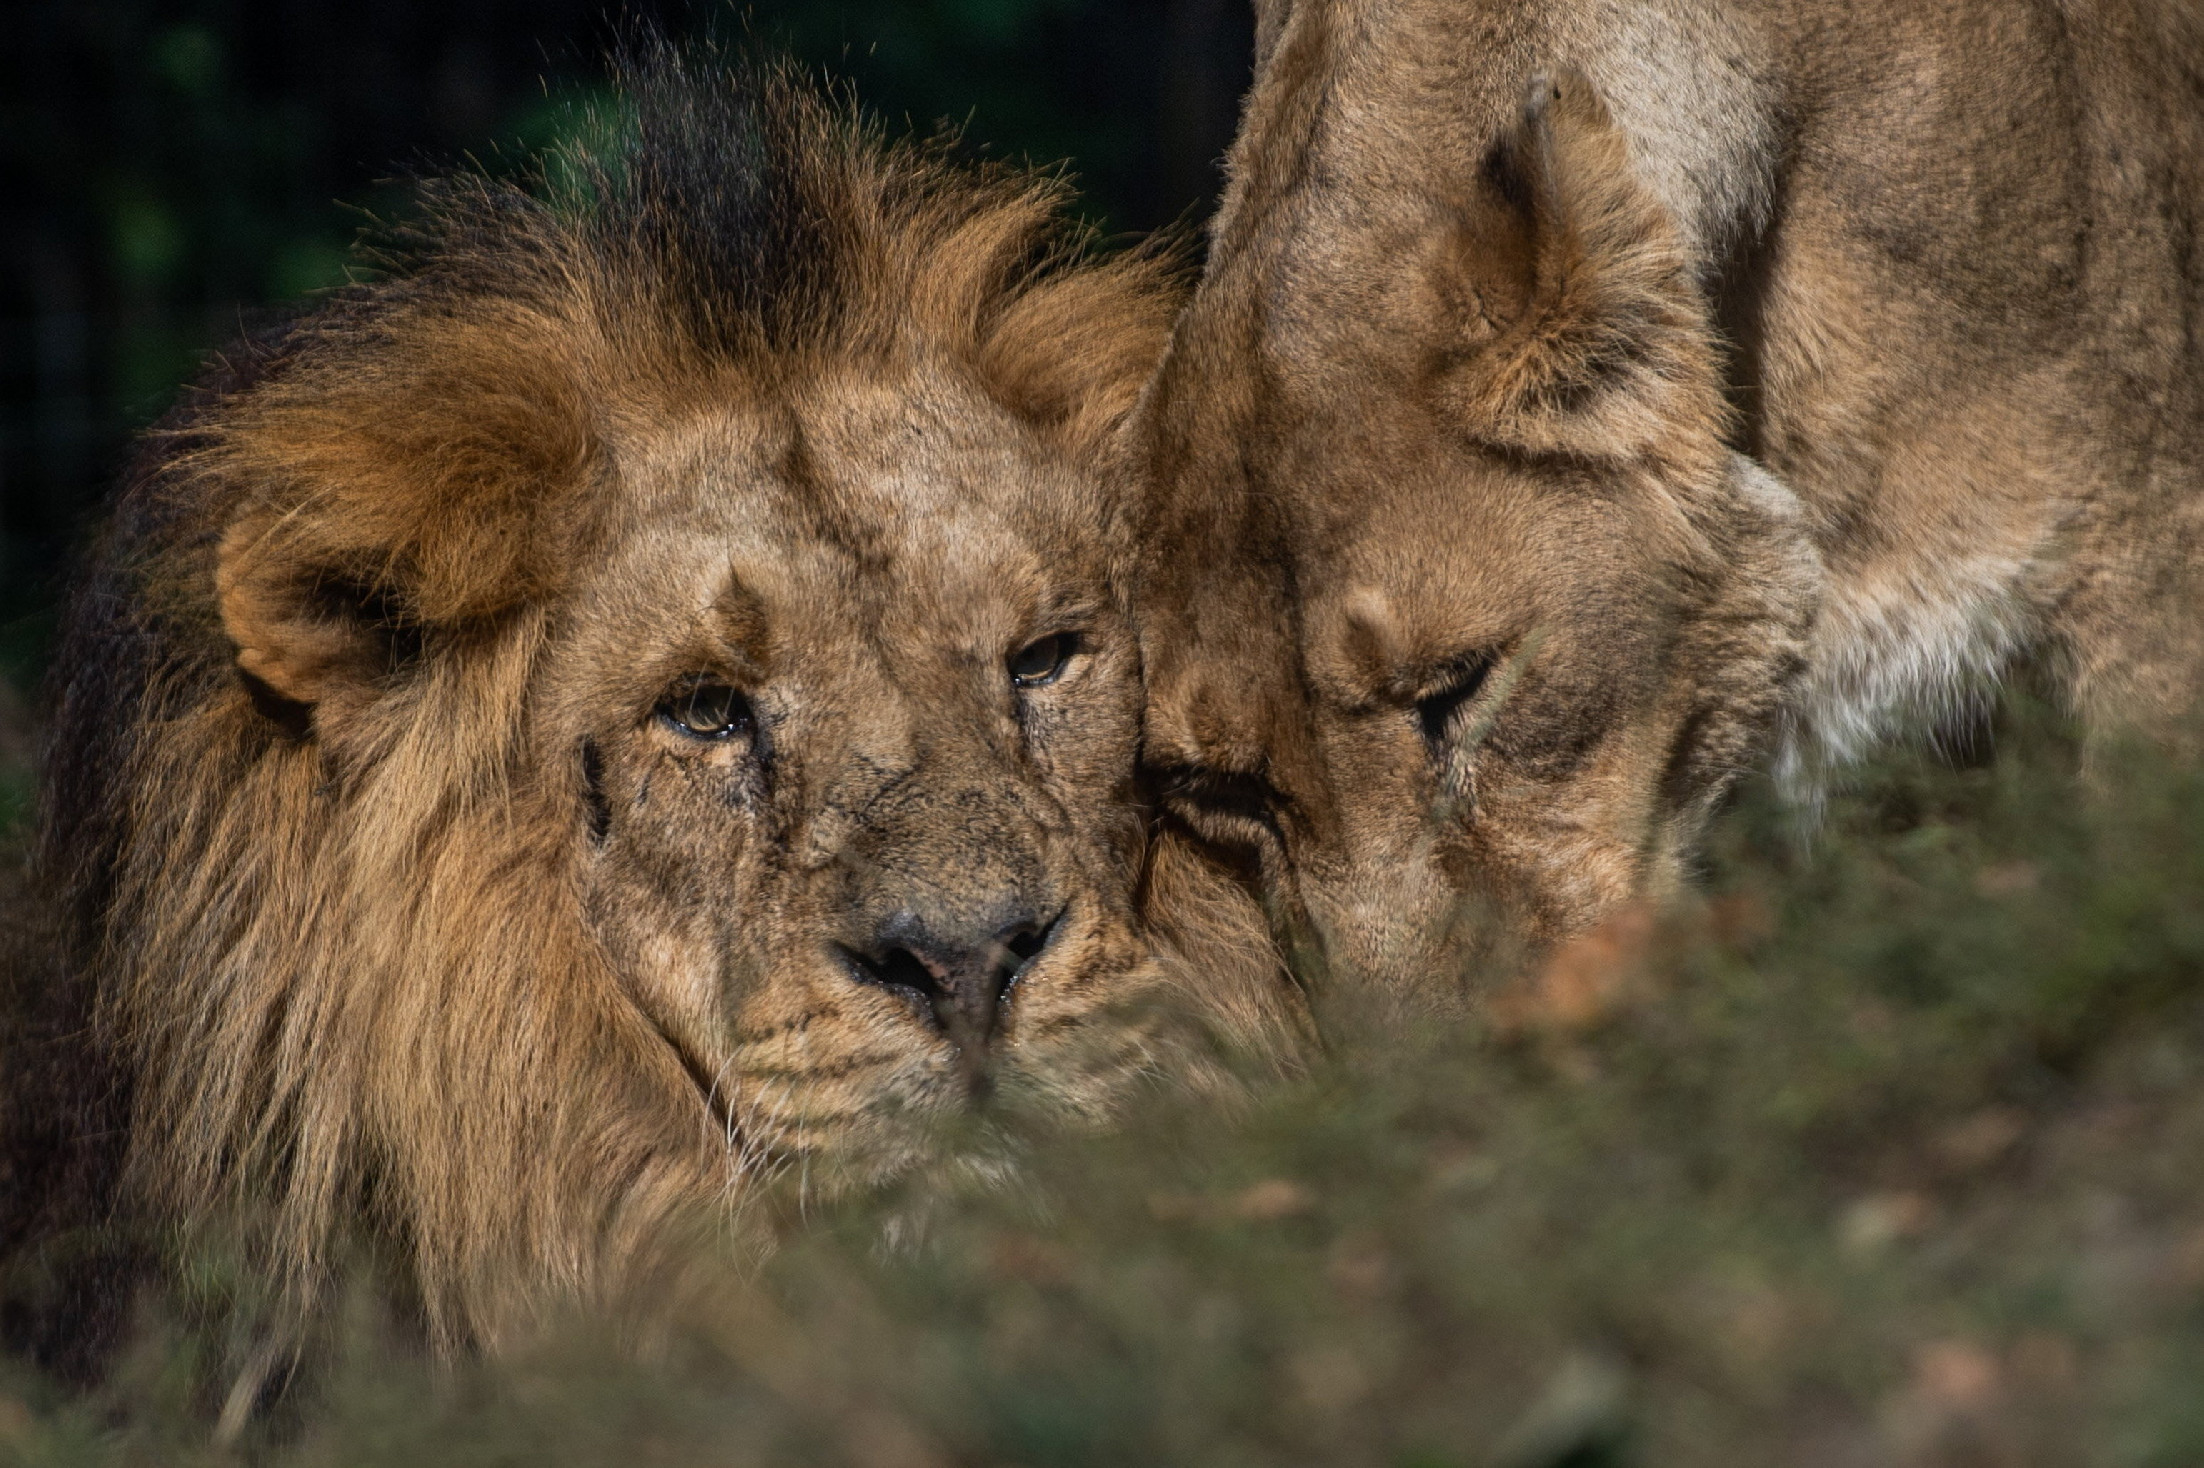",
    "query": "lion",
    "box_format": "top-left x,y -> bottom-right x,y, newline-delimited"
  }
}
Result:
1130,0 -> 2204,986
0,49 -> 1271,1368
